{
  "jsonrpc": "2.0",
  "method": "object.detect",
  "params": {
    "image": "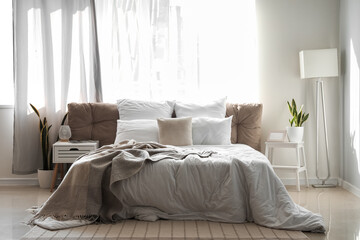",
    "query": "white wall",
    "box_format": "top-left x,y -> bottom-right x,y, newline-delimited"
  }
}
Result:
256,0 -> 341,182
0,107 -> 37,182
340,0 -> 360,190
